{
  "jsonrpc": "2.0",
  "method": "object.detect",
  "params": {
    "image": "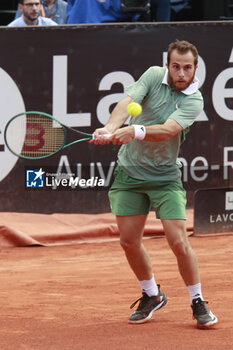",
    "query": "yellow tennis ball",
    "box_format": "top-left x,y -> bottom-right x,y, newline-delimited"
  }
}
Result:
127,102 -> 142,117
